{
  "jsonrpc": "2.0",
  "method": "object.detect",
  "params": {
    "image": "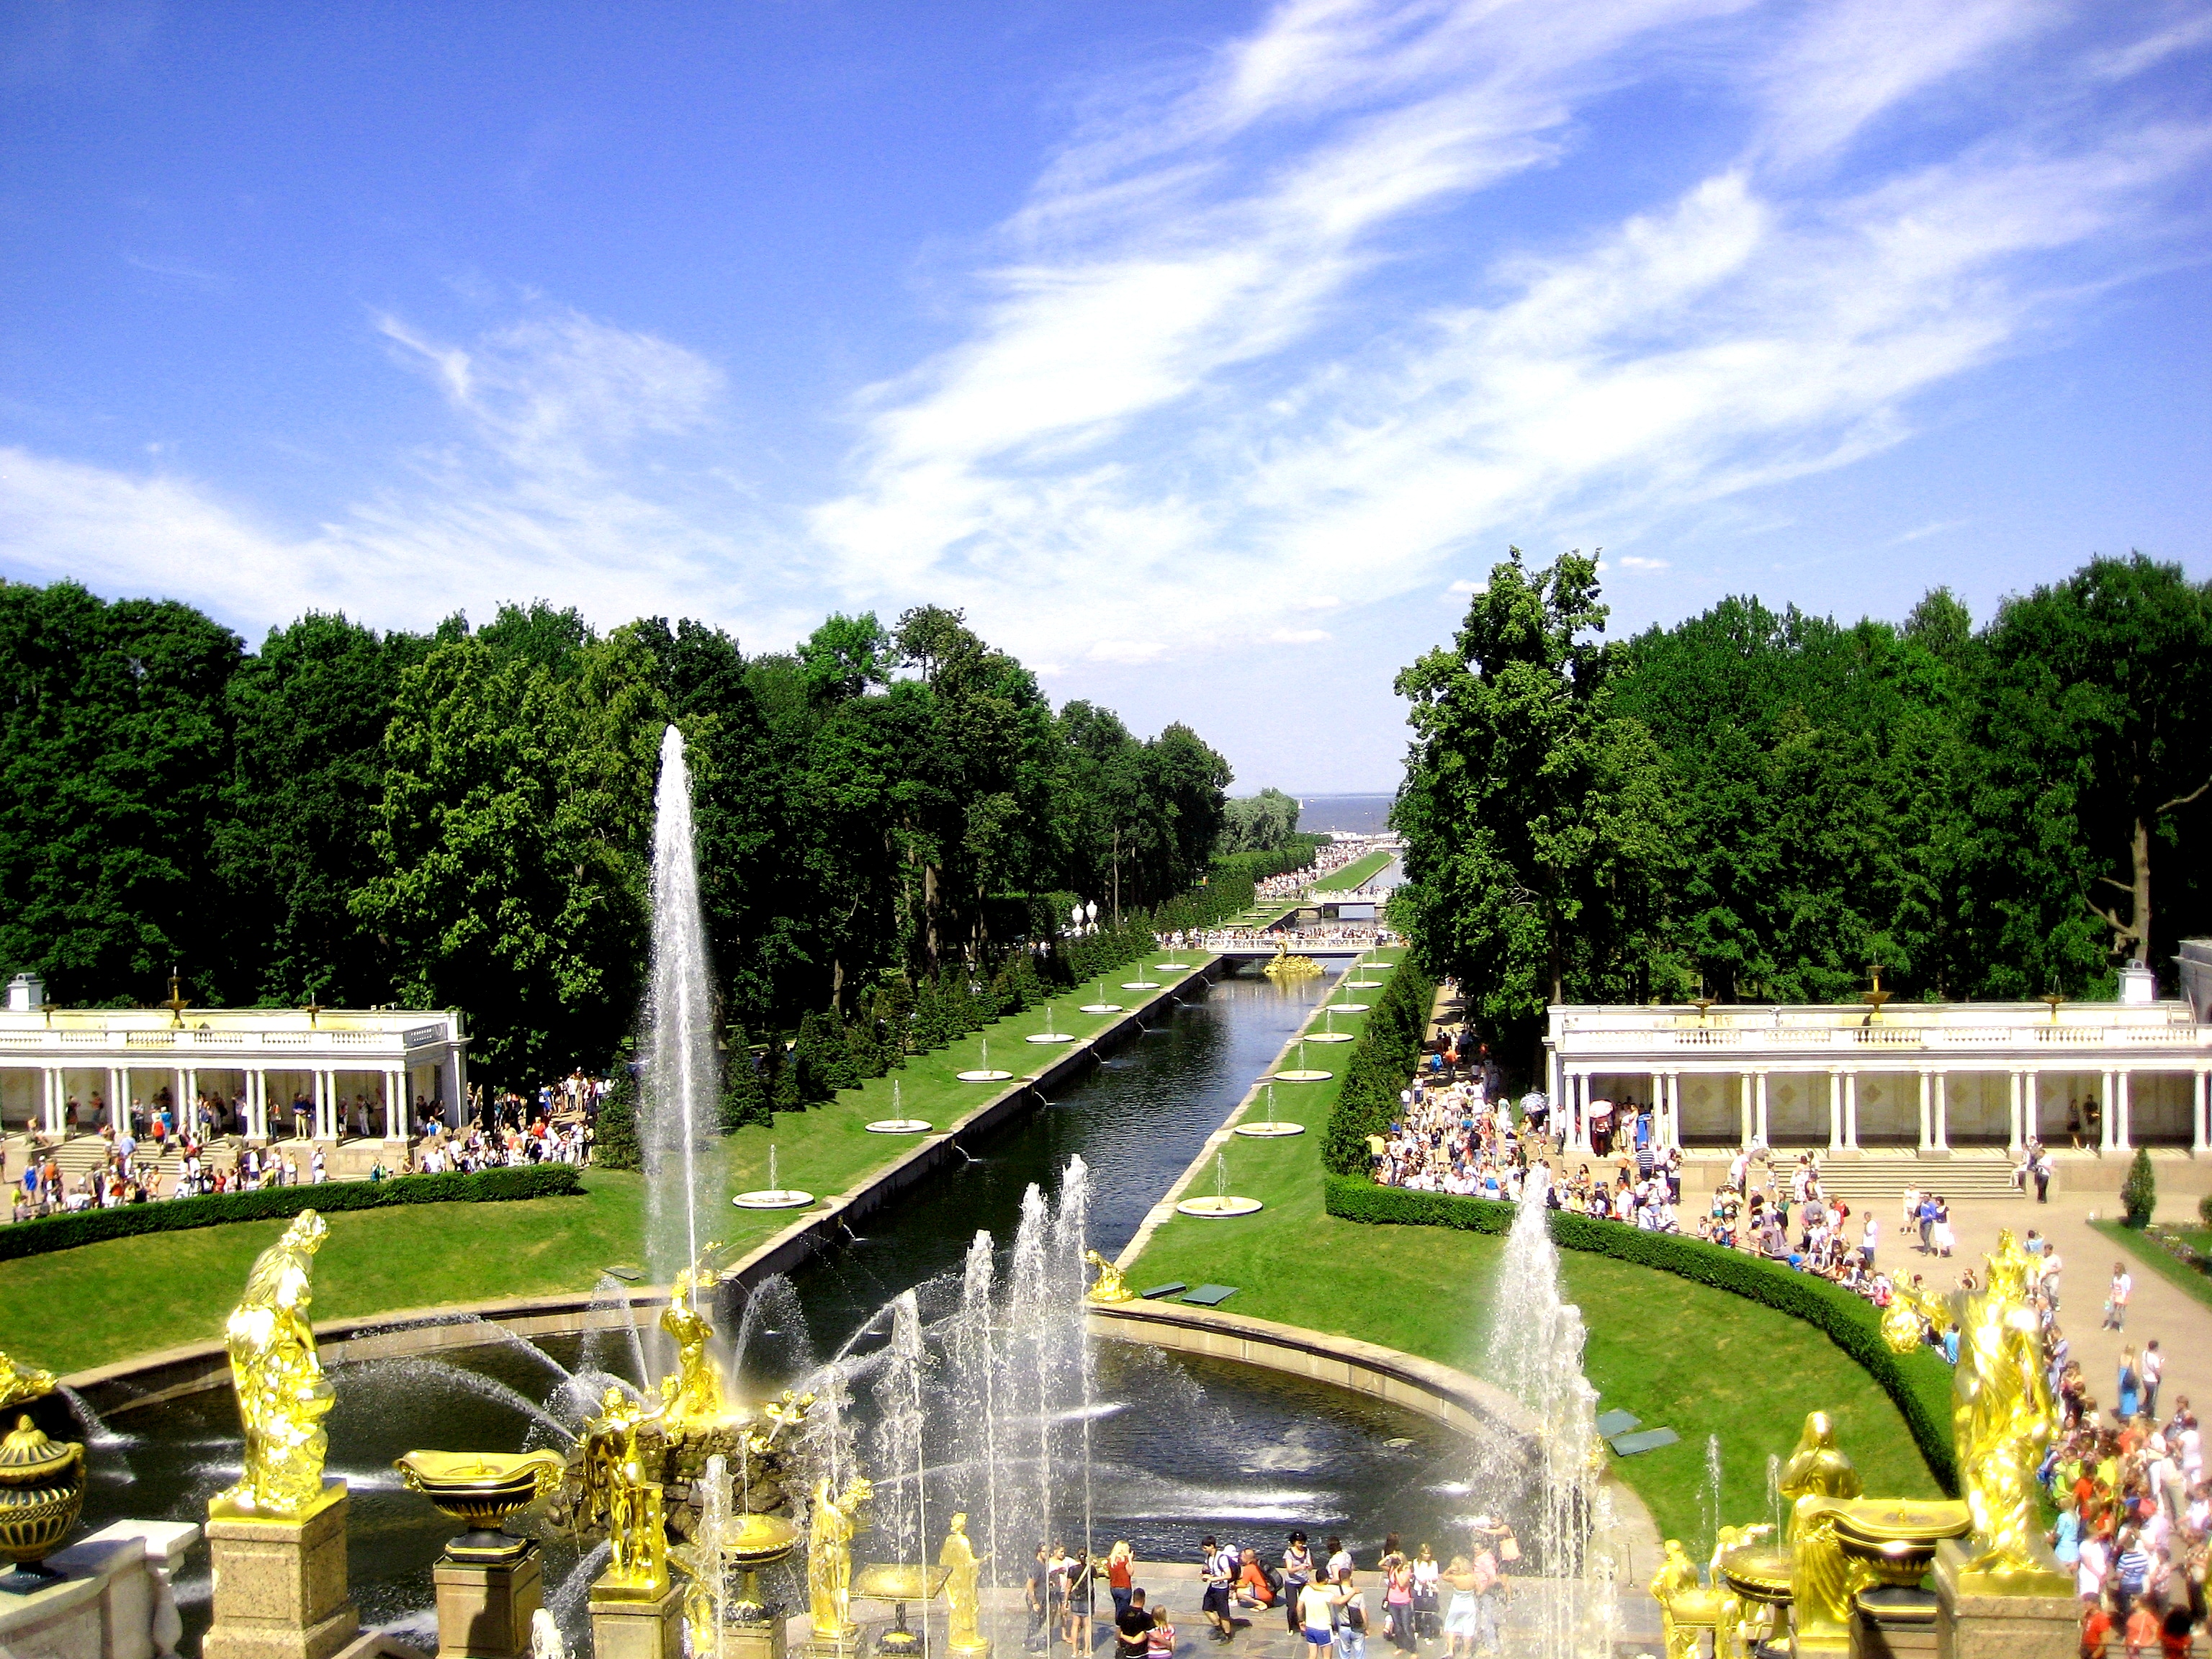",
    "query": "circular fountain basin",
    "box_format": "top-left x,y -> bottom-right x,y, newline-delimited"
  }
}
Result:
732,1190 -> 814,1209
1303,1032 -> 1354,1044
955,1069 -> 1015,1082
1076,1003 -> 1123,1014
1175,1195 -> 1263,1217
1233,1122 -> 1305,1138
865,1120 -> 933,1134
1120,981 -> 1161,989
1024,1033 -> 1076,1045
1341,979 -> 1382,989
1152,963 -> 1191,972
1269,1069 -> 1334,1082
1328,1002 -> 1372,1014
